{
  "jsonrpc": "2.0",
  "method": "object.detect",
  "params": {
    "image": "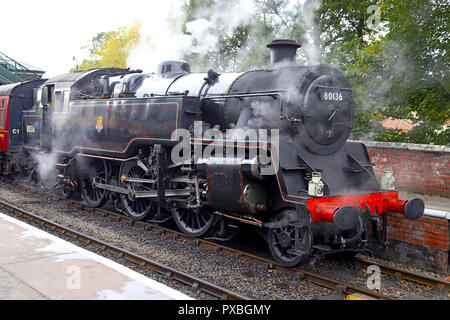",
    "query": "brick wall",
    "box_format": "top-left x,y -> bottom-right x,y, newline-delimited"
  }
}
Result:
352,141 -> 450,273
369,213 -> 449,273
387,213 -> 448,273
351,141 -> 450,197
387,214 -> 449,250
